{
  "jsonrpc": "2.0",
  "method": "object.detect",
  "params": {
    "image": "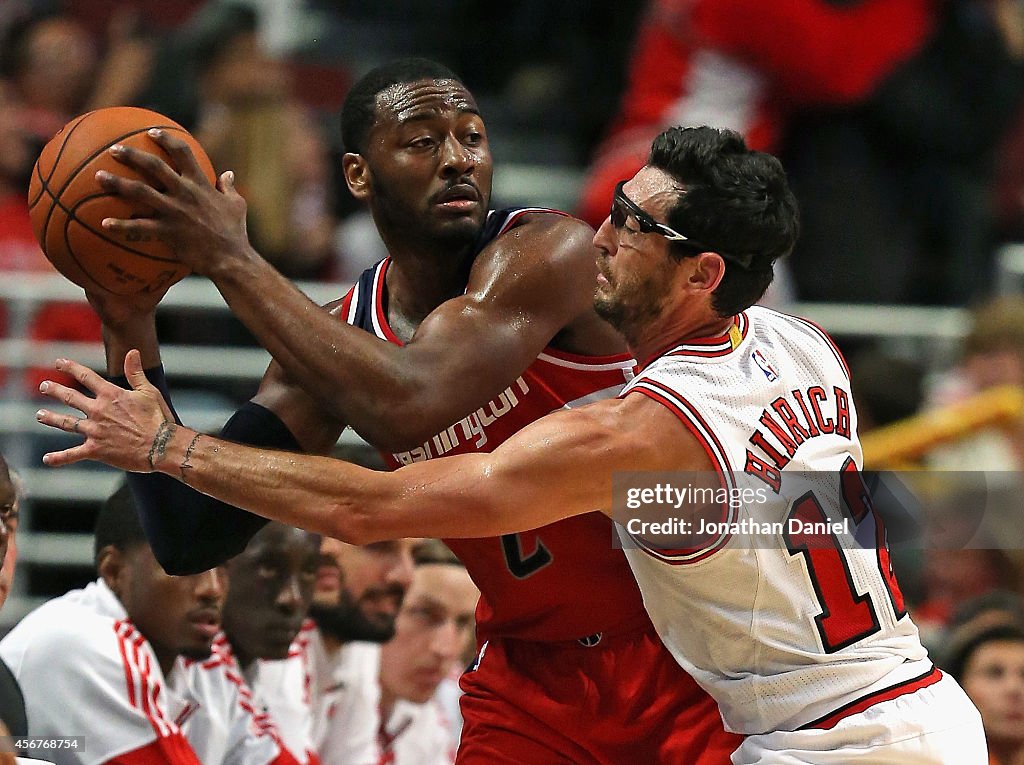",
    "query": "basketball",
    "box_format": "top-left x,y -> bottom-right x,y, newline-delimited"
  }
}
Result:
27,106 -> 216,296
